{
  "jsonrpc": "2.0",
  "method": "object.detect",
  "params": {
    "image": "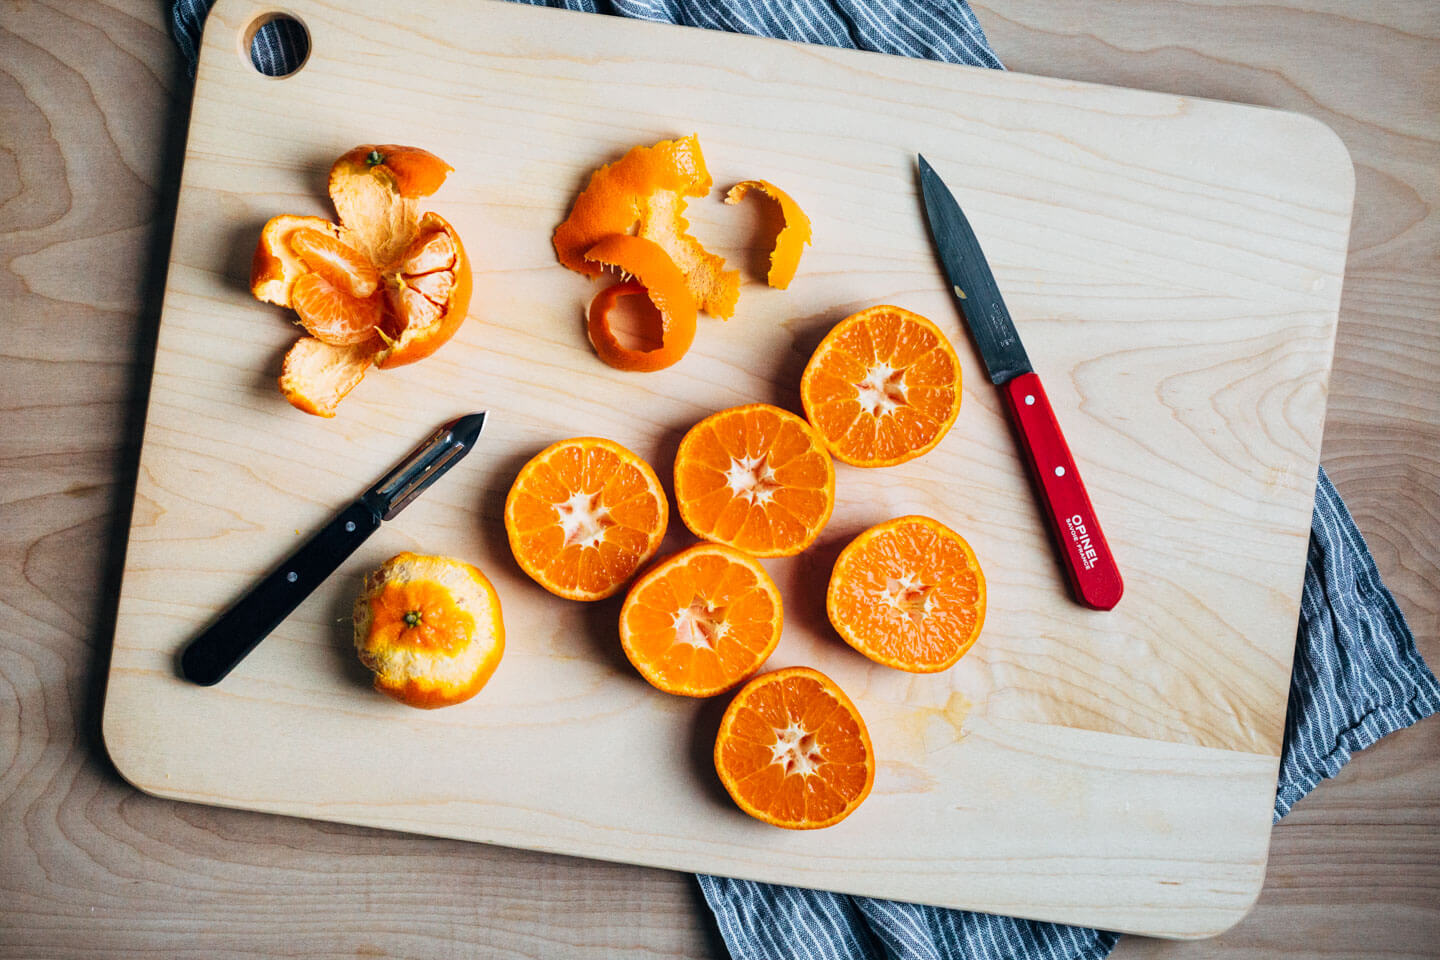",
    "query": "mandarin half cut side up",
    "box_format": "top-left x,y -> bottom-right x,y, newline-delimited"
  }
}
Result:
801,305 -> 962,467
714,666 -> 875,829
673,404 -> 836,558
827,515 -> 986,673
619,543 -> 783,697
504,437 -> 669,601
